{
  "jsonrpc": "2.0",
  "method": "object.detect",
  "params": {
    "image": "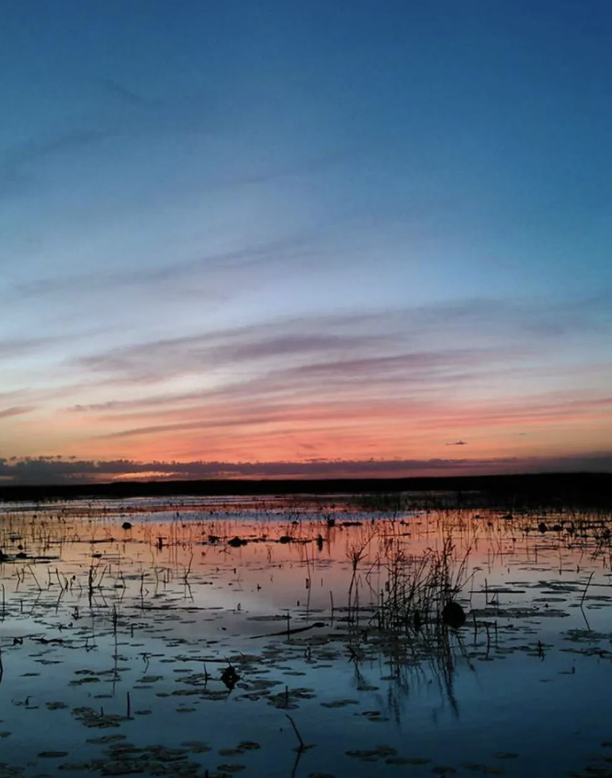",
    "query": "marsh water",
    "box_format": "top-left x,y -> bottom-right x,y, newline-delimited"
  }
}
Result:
0,494 -> 611,778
